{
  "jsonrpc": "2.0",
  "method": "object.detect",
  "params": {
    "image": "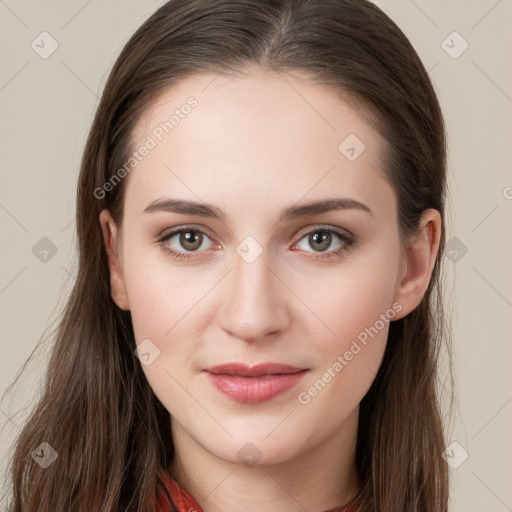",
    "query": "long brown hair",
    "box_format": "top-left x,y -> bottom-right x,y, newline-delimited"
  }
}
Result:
2,1 -> 453,510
